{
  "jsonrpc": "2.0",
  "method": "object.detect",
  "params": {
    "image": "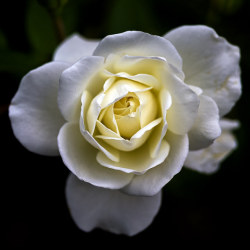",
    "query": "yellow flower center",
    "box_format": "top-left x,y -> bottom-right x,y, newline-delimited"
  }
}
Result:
114,94 -> 140,116
112,93 -> 141,139
98,79 -> 158,140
